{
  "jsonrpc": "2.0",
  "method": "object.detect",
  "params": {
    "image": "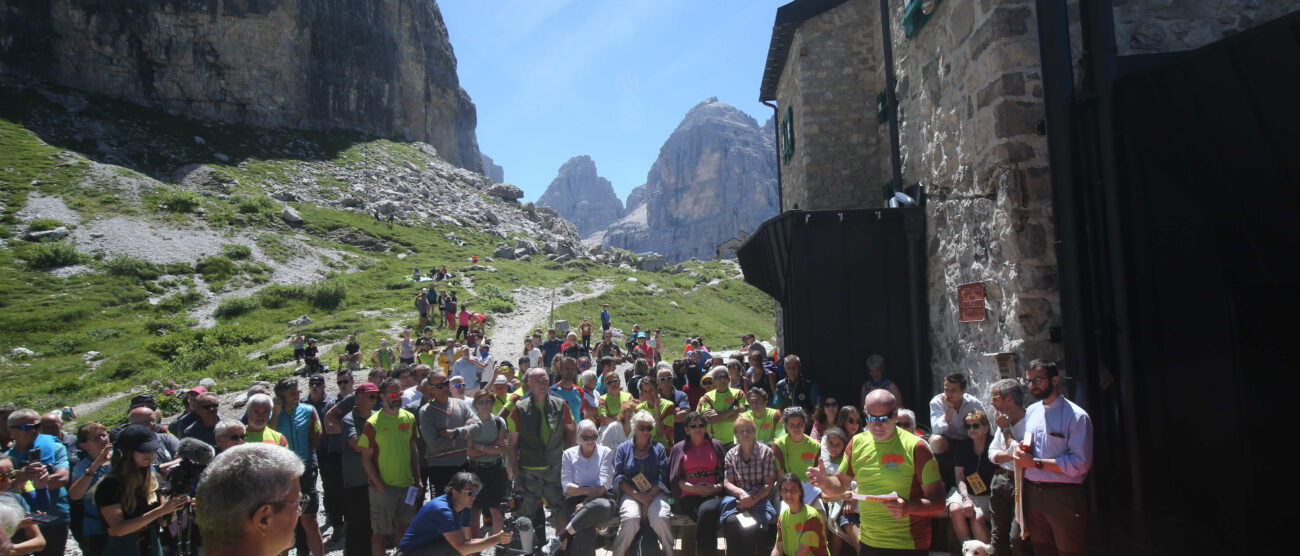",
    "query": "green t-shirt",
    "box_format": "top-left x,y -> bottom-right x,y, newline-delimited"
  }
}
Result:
415,351 -> 439,369
599,391 -> 632,420
742,407 -> 784,444
699,387 -> 746,444
358,409 -> 418,487
777,502 -> 829,556
838,429 -> 941,550
374,348 -> 394,370
245,427 -> 288,447
774,434 -> 821,478
636,397 -> 676,451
